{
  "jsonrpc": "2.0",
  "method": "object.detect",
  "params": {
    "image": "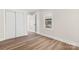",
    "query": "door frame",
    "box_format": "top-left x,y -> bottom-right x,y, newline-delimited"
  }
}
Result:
35,14 -> 37,32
